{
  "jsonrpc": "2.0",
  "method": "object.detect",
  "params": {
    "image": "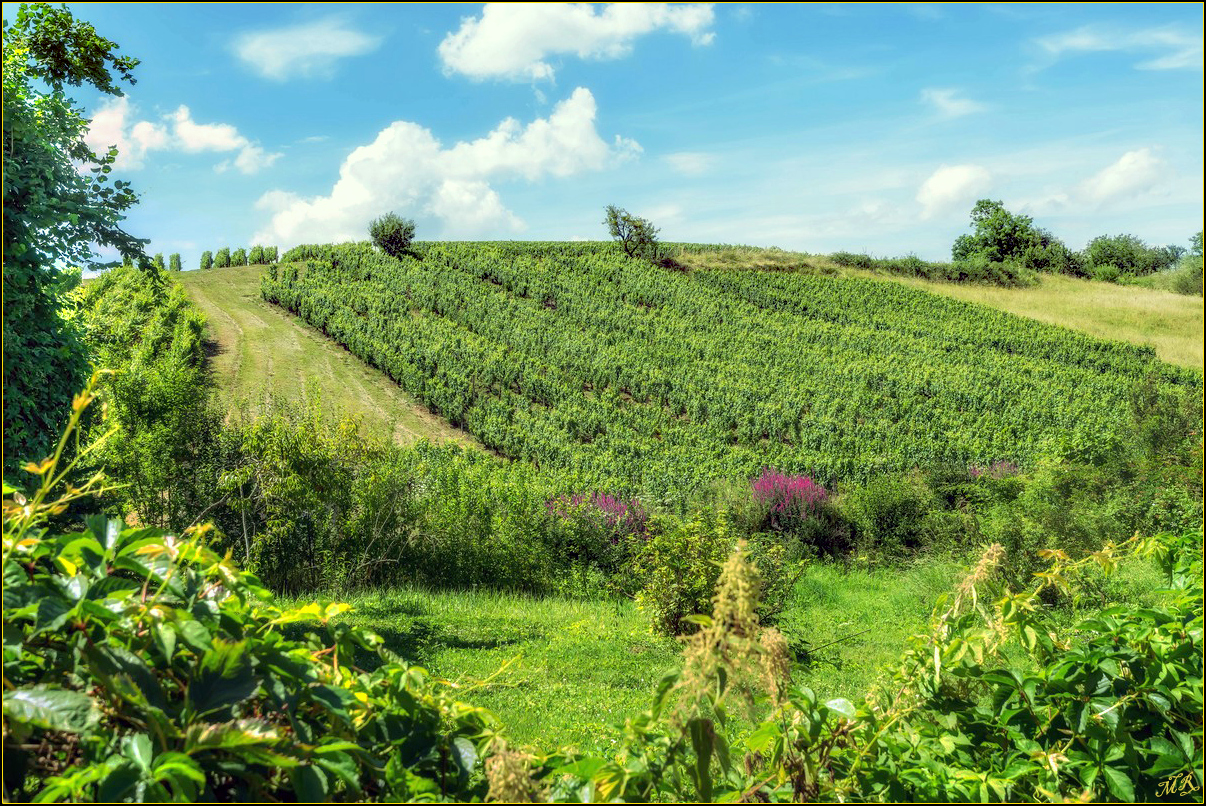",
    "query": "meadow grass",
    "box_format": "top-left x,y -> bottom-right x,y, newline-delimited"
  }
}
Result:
179,264 -> 477,446
887,272 -> 1204,371
282,557 -> 966,751
673,246 -> 1202,371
